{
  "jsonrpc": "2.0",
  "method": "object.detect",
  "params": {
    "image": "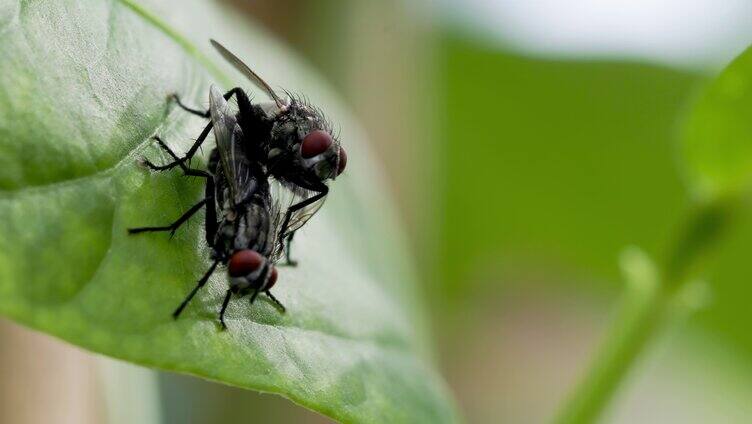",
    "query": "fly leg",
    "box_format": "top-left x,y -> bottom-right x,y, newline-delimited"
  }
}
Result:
127,198 -> 207,237
276,185 -> 329,261
170,94 -> 208,118
218,289 -> 233,329
172,260 -> 219,320
170,88 -> 245,118
265,291 -> 286,313
142,132 -> 212,172
147,136 -> 213,178
152,88 -> 256,171
278,233 -> 297,267
130,137 -> 212,237
249,287 -> 261,305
